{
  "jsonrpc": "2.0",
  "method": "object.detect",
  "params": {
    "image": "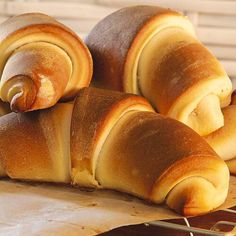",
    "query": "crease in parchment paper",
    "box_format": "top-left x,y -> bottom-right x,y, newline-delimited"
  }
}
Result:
0,176 -> 236,236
